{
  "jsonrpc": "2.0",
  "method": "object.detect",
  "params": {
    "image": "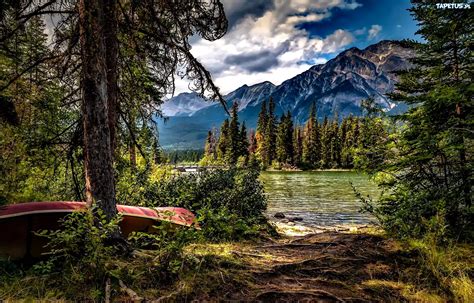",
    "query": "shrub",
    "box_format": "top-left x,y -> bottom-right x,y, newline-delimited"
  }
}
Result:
0,208 -> 201,300
140,168 -> 270,241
